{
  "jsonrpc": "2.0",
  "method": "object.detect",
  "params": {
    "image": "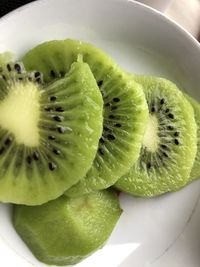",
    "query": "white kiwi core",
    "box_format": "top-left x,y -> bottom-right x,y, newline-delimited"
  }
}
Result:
142,114 -> 159,152
0,82 -> 41,147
